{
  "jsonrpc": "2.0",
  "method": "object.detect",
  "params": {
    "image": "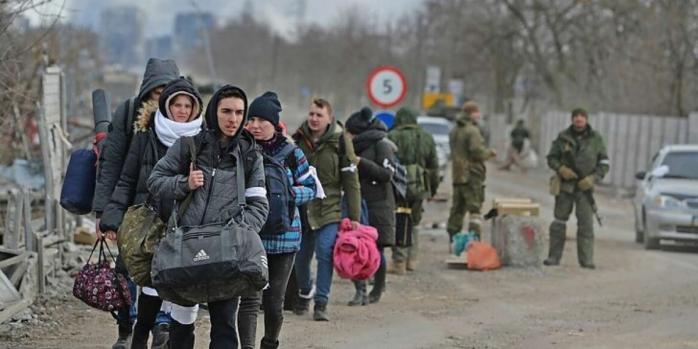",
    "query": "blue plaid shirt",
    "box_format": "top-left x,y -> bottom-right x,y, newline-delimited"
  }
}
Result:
261,142 -> 316,254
